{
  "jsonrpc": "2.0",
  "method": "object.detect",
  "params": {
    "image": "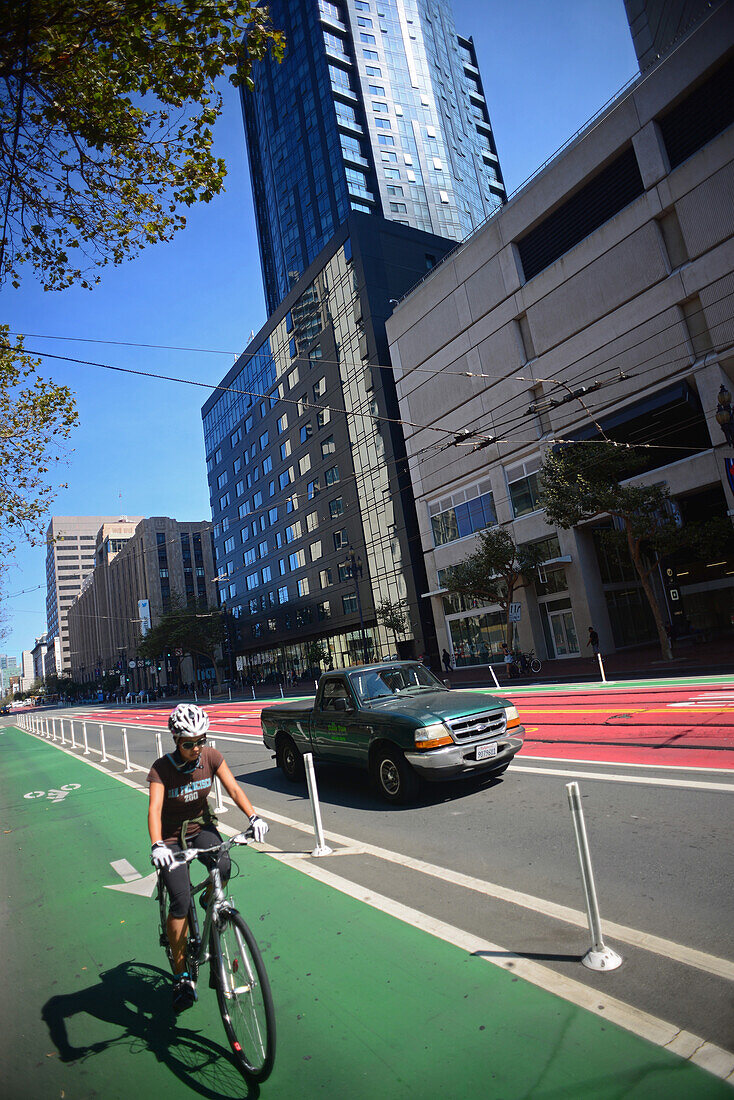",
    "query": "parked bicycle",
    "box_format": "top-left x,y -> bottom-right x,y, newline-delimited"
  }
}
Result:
514,650 -> 543,675
155,830 -> 276,1081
